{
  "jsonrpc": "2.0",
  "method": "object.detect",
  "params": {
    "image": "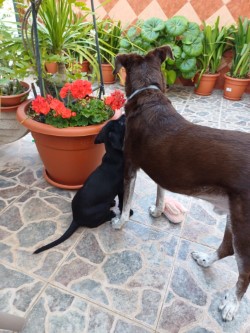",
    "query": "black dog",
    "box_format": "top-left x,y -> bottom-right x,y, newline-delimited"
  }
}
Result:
34,115 -> 128,254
